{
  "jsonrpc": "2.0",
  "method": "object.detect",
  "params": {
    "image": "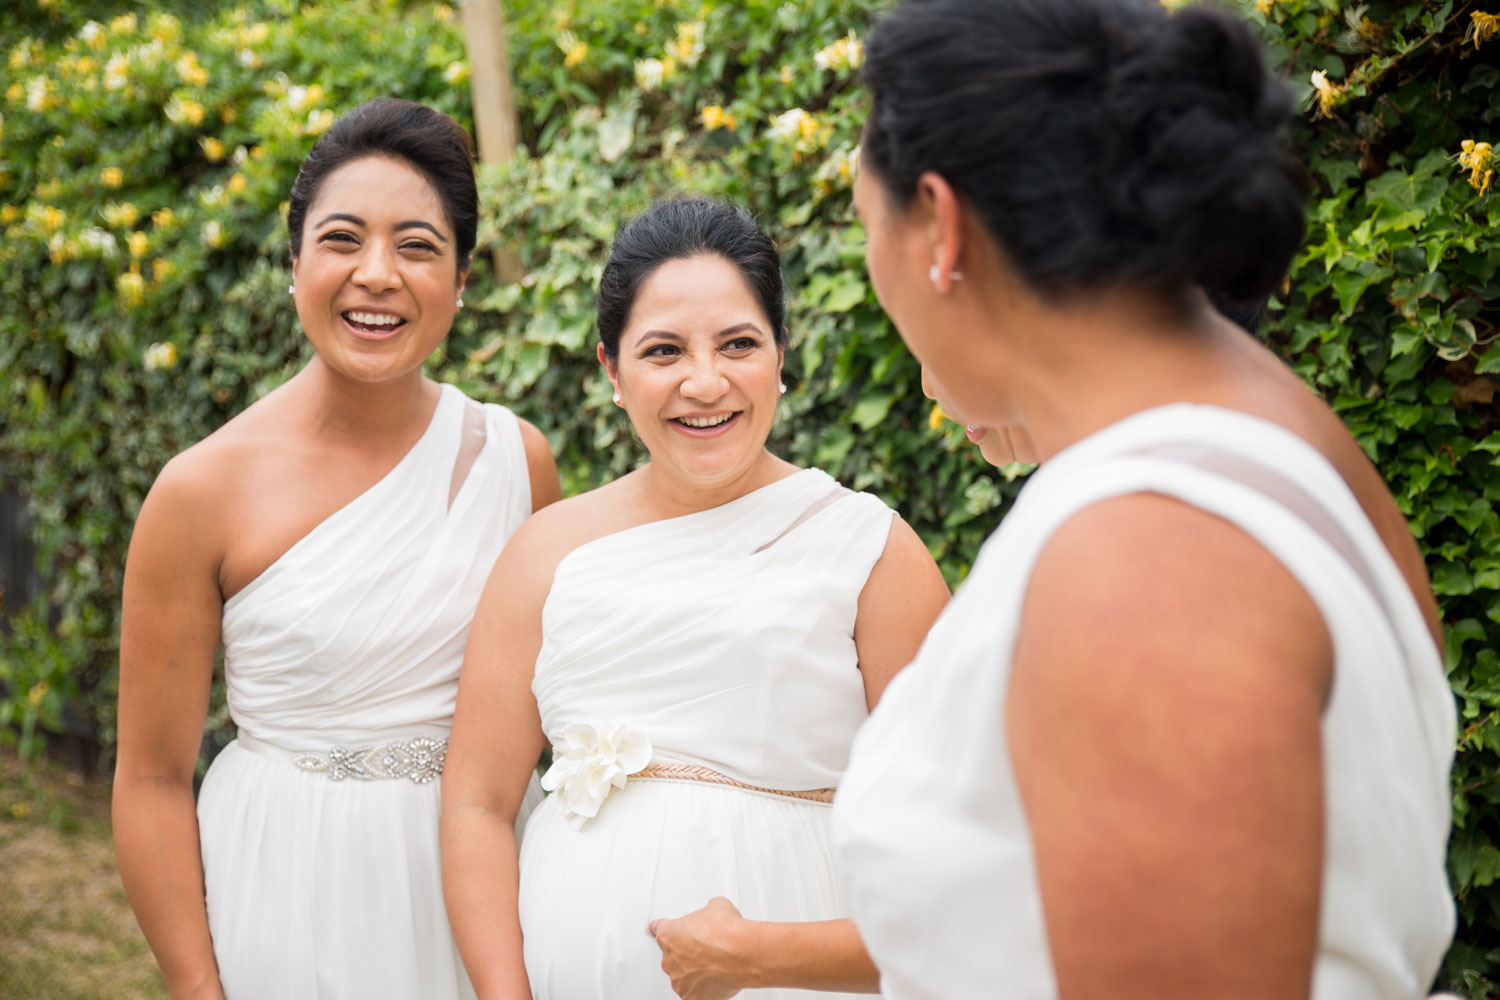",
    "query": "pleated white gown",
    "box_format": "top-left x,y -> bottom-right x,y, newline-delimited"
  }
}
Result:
197,384 -> 542,1000
518,468 -> 895,999
833,404 -> 1456,1000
